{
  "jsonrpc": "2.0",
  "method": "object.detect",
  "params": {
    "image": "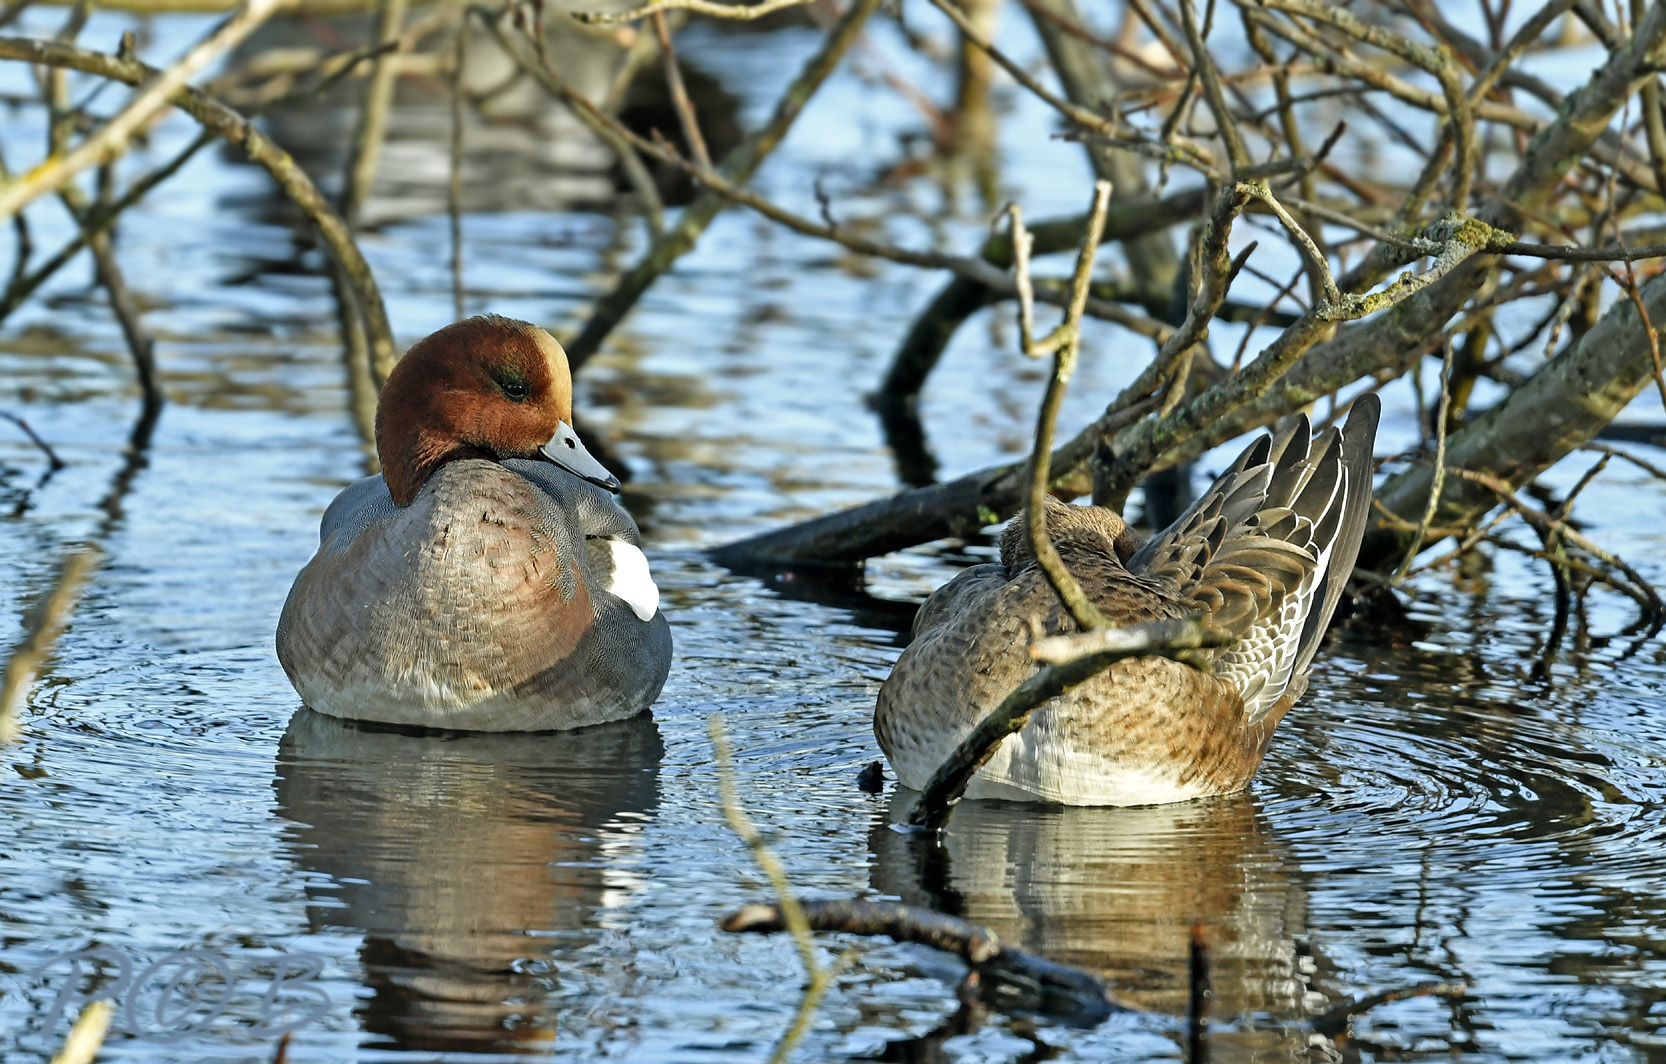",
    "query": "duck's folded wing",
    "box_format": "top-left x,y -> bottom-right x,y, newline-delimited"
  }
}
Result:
1126,395 -> 1380,722
910,563 -> 1010,640
317,474 -> 401,555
